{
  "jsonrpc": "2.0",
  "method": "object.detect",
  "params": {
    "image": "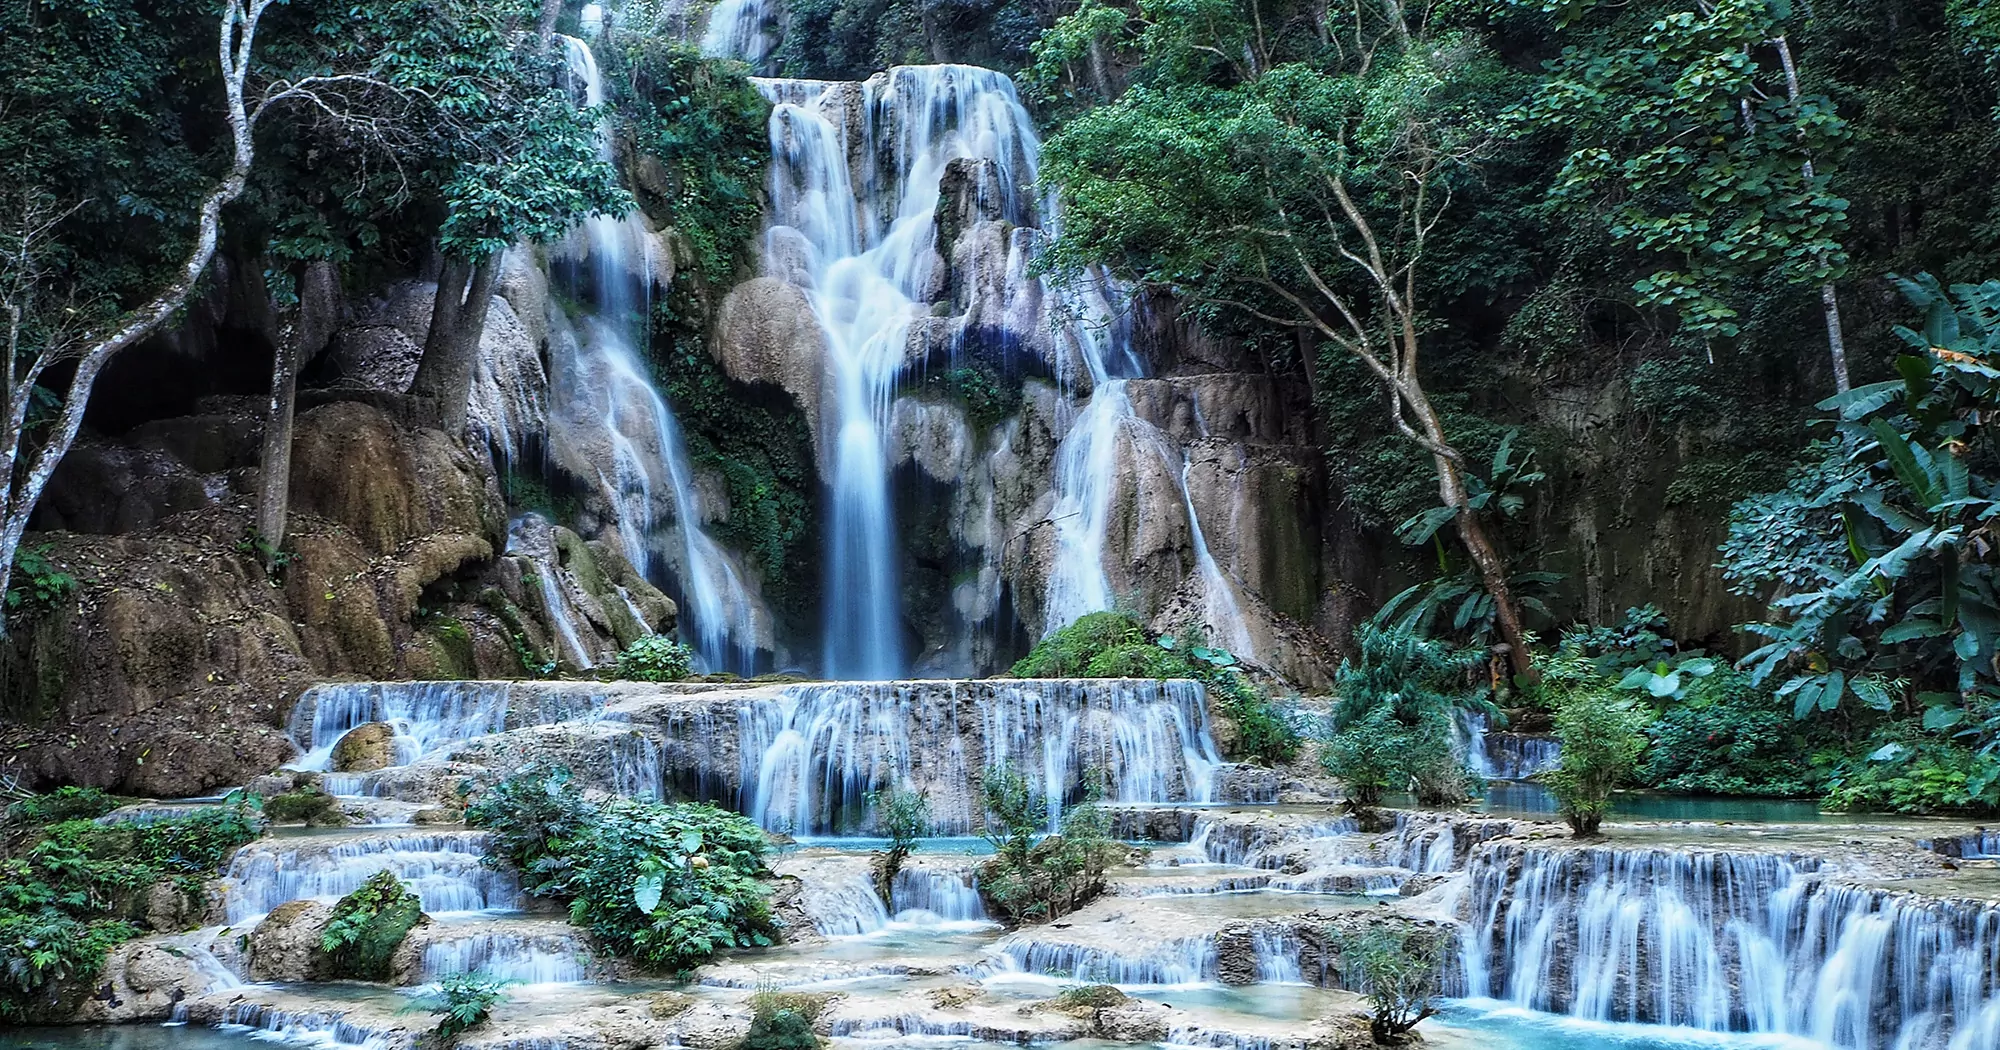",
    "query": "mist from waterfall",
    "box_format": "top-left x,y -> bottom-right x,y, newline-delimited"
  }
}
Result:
552,36 -> 765,674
